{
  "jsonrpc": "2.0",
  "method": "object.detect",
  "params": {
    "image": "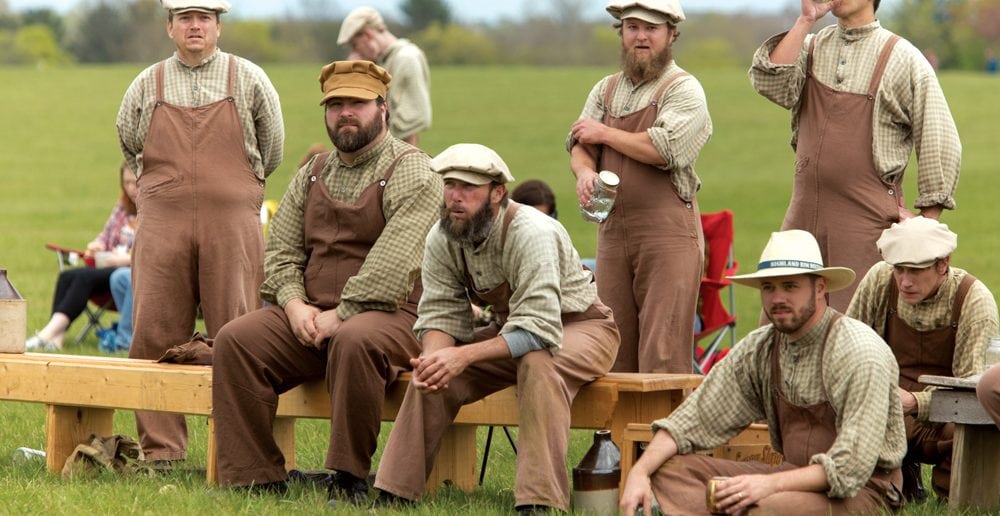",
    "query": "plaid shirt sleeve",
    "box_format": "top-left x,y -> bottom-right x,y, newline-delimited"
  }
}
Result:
259,161 -> 312,307
414,228 -> 477,343
383,41 -> 432,140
